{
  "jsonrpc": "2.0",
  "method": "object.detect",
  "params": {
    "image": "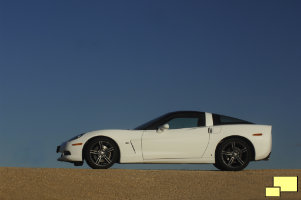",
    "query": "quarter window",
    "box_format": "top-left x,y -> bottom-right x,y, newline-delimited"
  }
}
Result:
213,114 -> 253,125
